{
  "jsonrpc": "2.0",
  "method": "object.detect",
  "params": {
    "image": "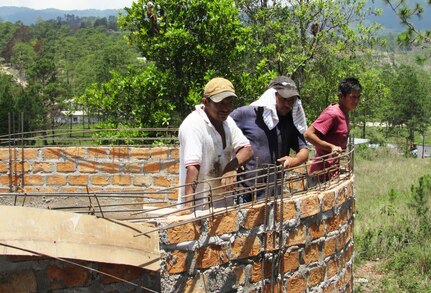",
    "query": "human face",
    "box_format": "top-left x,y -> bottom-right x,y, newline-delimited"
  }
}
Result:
340,89 -> 361,112
204,96 -> 234,124
276,93 -> 297,116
